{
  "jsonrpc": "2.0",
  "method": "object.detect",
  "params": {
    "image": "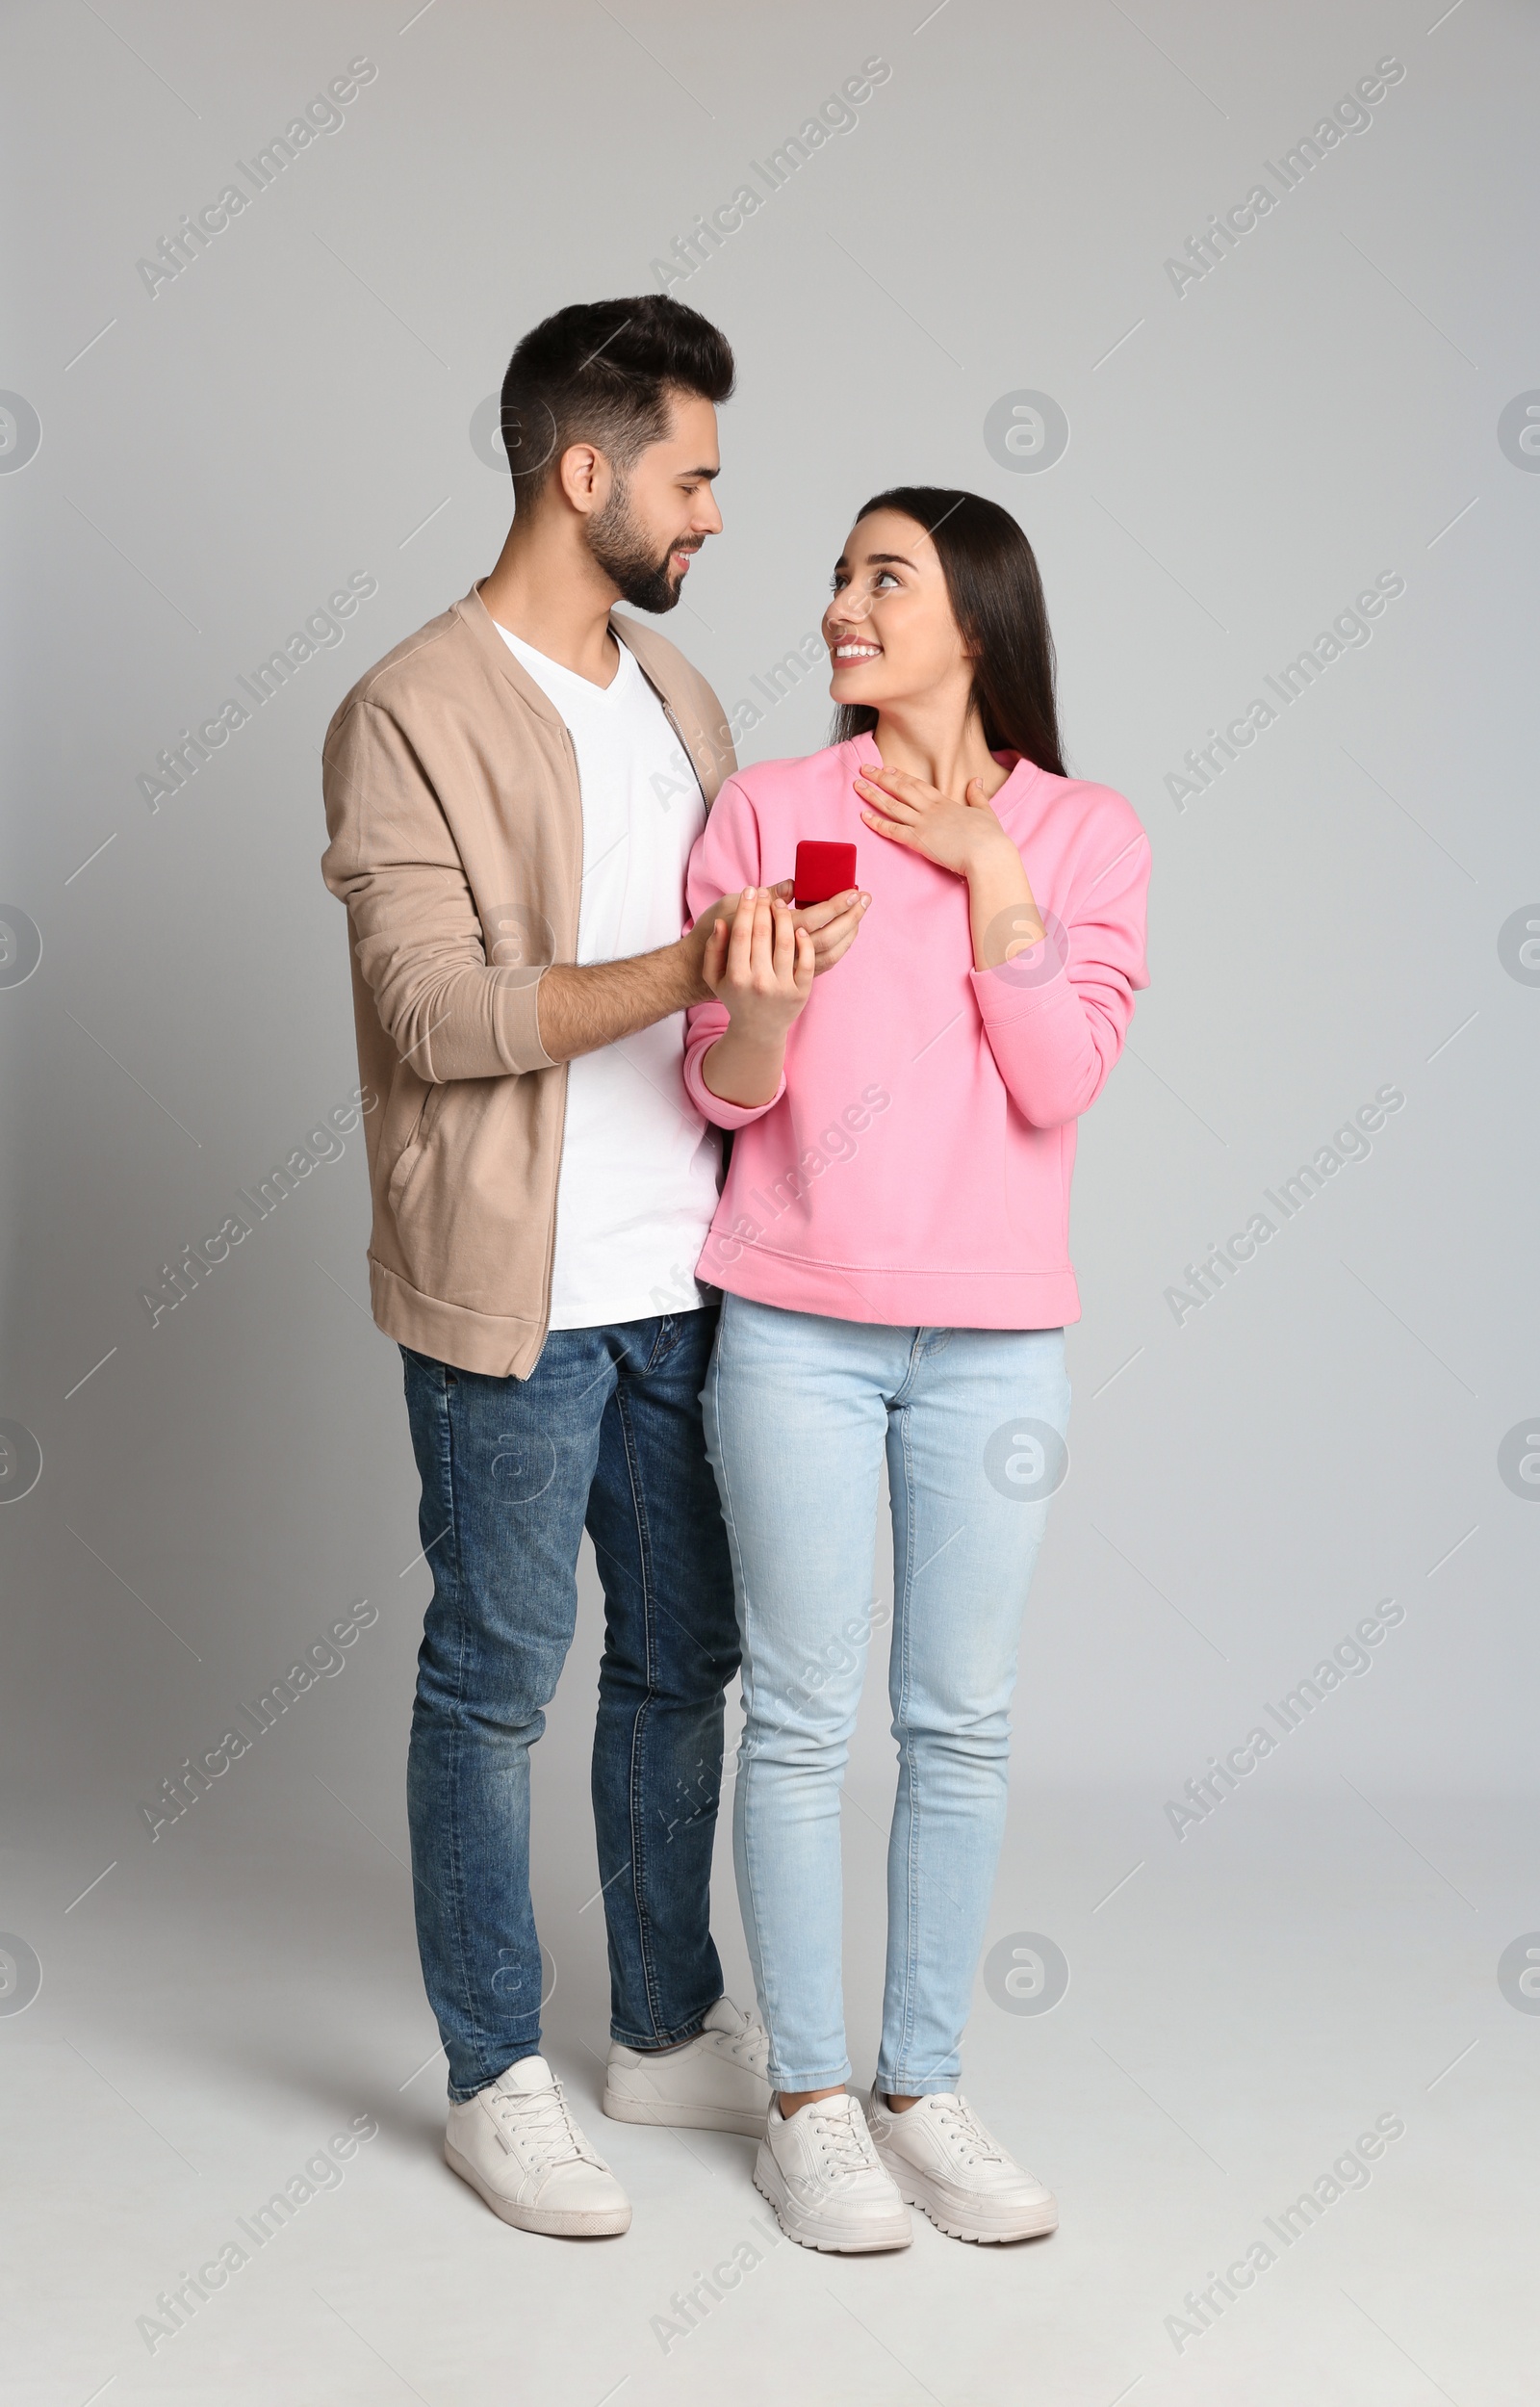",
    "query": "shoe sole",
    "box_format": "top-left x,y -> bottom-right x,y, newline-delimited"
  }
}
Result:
603,2085 -> 767,2139
444,2139 -> 631,2238
752,2148 -> 911,2253
879,2157 -> 1058,2245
